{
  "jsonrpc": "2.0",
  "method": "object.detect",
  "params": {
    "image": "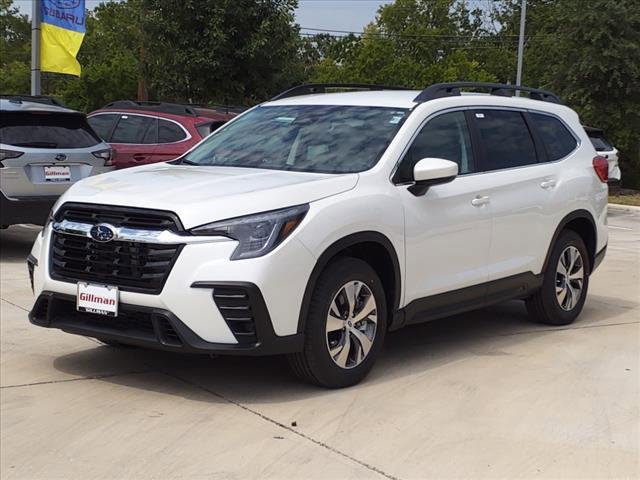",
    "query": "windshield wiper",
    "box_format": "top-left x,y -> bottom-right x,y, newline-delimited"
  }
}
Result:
179,158 -> 199,165
11,141 -> 58,148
